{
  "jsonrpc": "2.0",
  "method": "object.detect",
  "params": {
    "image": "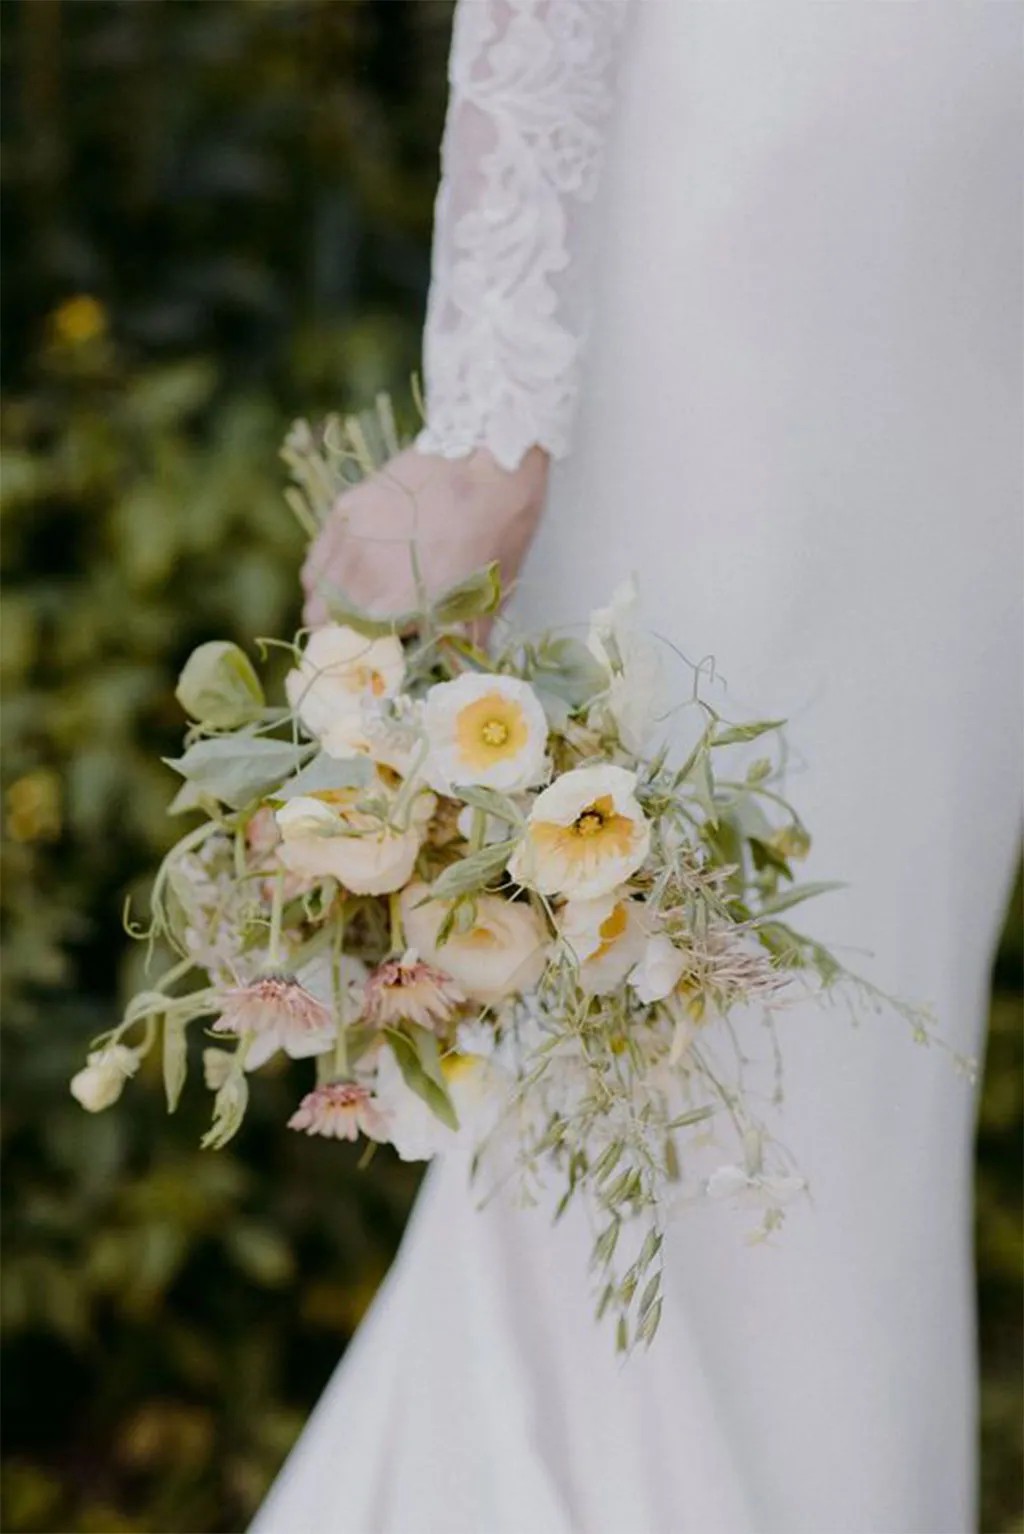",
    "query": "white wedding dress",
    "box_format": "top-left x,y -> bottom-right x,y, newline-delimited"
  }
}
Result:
253,5 -> 1022,1532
